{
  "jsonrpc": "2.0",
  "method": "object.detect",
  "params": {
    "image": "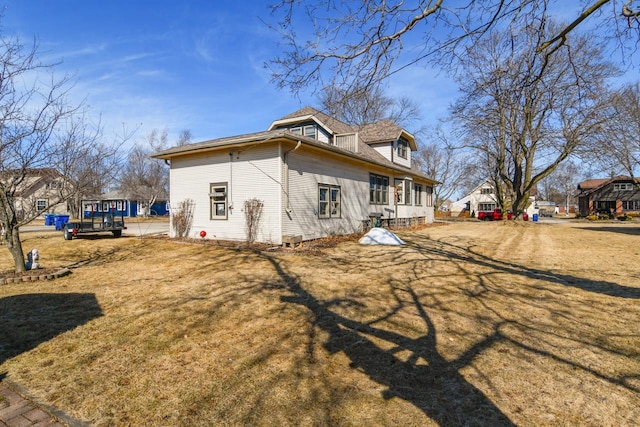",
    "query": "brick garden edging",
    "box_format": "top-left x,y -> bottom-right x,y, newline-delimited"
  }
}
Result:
0,268 -> 71,285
